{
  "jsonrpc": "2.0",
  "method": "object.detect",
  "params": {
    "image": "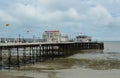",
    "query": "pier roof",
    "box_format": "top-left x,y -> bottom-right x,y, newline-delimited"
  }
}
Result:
45,30 -> 59,32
